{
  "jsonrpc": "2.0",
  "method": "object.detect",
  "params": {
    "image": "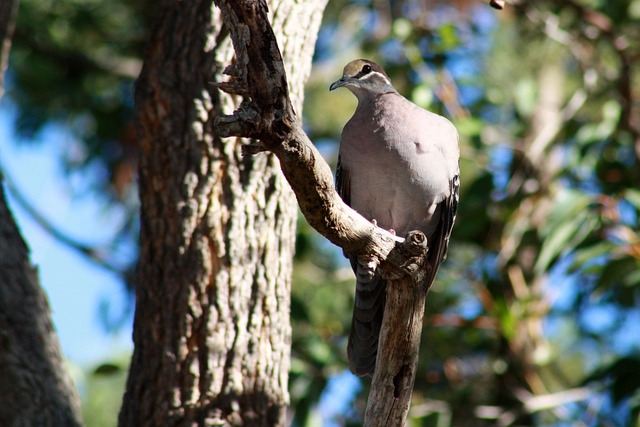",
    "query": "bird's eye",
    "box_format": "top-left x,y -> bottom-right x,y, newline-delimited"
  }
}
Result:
362,64 -> 372,74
